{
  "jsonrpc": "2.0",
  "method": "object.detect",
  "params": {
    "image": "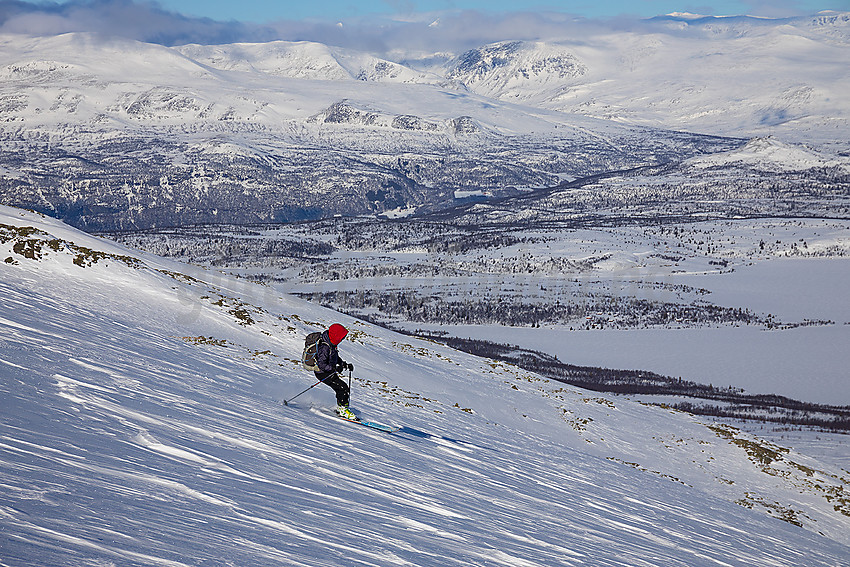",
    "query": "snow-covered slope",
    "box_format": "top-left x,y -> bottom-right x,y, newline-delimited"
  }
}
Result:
177,40 -> 440,83
445,40 -> 587,100
4,13 -> 847,143
435,13 -> 850,146
2,204 -> 849,565
687,136 -> 850,171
